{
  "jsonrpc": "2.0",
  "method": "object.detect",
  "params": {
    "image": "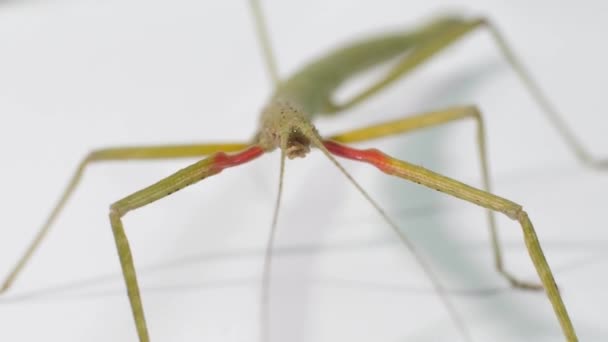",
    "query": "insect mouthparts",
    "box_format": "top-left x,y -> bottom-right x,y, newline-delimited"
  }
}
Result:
285,128 -> 311,159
